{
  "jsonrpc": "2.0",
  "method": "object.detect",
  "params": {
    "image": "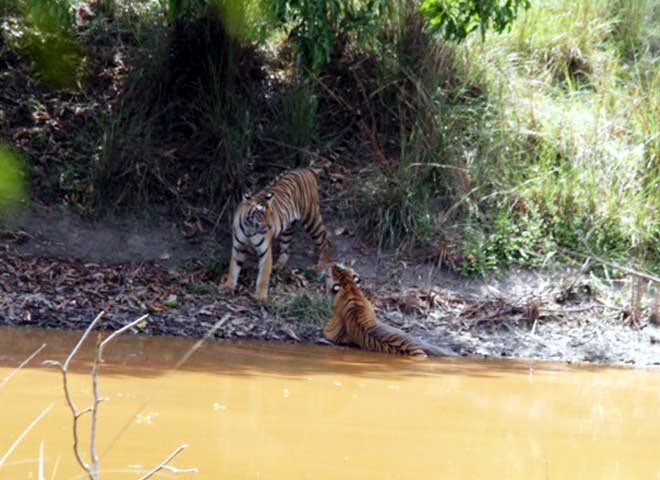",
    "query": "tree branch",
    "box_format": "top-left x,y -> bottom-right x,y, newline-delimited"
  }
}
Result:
137,444 -> 195,480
